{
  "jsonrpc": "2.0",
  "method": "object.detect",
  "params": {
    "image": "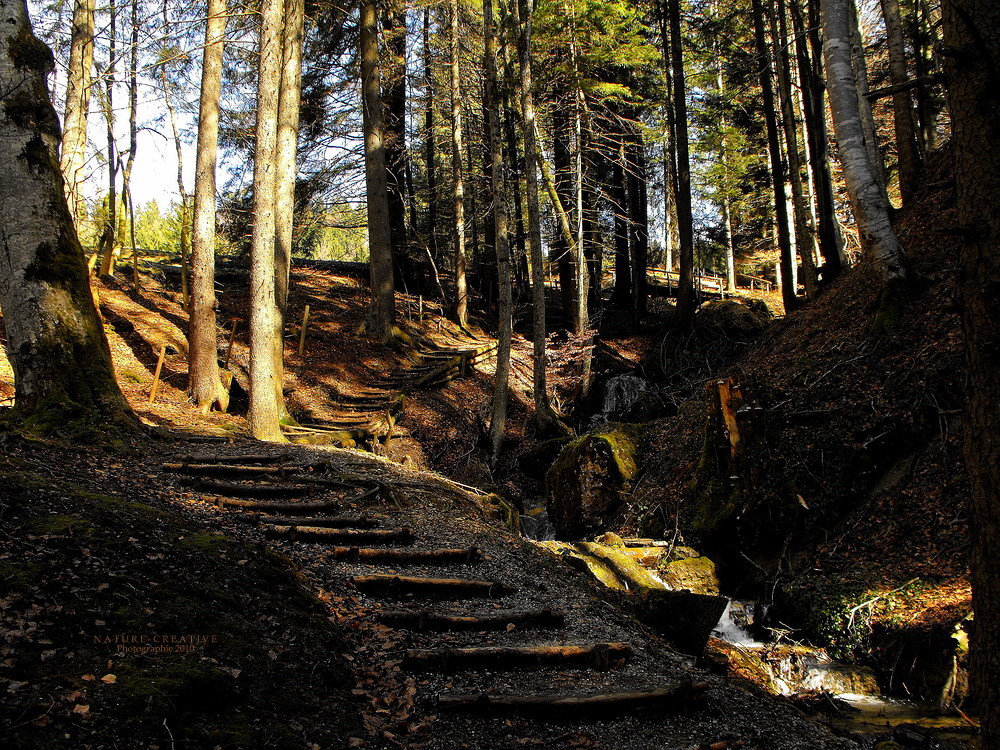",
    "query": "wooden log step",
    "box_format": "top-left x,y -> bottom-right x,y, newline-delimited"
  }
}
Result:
212,498 -> 341,514
237,513 -> 379,529
263,526 -> 414,545
163,462 -> 289,477
320,546 -> 480,564
191,478 -> 313,498
352,574 -> 515,599
435,681 -> 709,716
402,642 -> 631,672
175,453 -> 290,465
376,608 -> 565,632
